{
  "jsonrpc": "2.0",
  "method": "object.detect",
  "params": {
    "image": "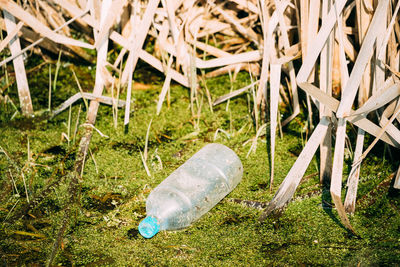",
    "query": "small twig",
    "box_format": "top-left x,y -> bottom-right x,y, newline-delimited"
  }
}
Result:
80,123 -> 109,138
73,104 -> 81,144
3,199 -> 20,223
9,170 -> 20,196
140,150 -> 152,177
89,148 -> 98,174
1,145 -> 29,202
71,68 -> 89,110
51,92 -> 126,118
144,118 -> 153,161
